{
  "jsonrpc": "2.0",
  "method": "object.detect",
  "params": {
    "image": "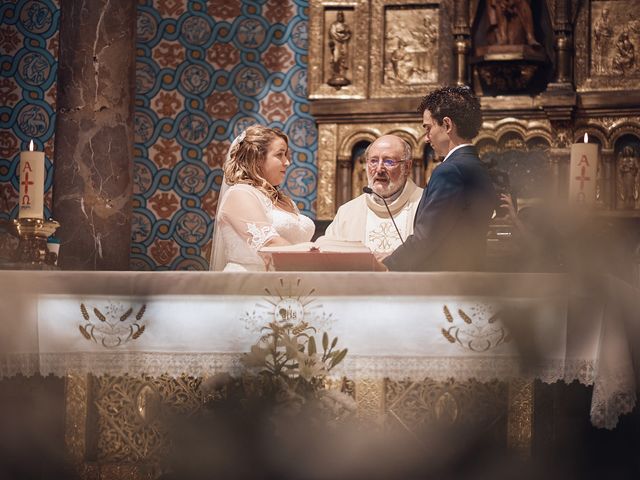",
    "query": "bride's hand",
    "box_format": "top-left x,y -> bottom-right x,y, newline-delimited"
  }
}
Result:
373,258 -> 388,271
374,251 -> 390,262
259,251 -> 274,270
